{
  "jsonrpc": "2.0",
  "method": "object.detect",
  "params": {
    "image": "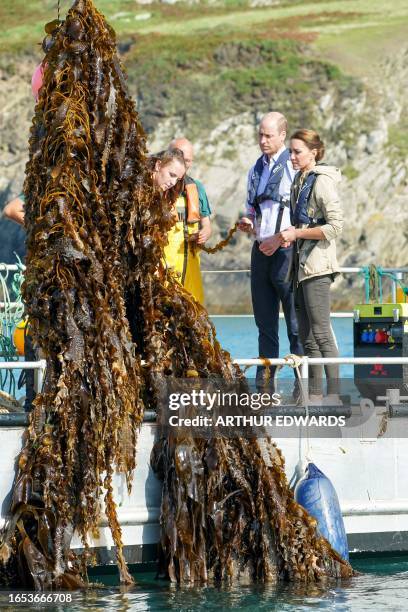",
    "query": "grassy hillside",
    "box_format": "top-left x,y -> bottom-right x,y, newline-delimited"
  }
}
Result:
2,1 -> 407,60
1,1 -> 407,54
1,0 -> 406,138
